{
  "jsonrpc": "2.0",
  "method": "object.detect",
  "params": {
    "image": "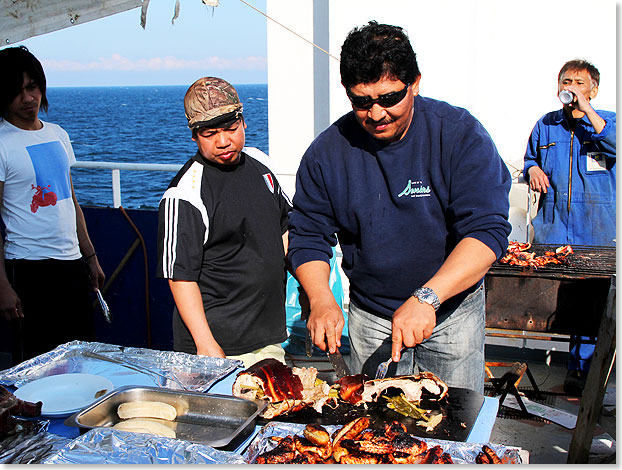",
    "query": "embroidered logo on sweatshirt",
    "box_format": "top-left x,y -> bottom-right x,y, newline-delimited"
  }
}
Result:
398,179 -> 431,198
